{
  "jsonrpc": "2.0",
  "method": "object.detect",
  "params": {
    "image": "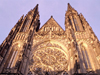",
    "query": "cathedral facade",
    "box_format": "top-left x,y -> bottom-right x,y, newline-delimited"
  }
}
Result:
0,3 -> 100,75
